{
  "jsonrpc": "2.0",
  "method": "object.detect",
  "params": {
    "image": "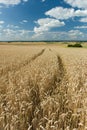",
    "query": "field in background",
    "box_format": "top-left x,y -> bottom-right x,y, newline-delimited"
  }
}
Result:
0,42 -> 47,46
0,41 -> 87,47
0,43 -> 87,130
